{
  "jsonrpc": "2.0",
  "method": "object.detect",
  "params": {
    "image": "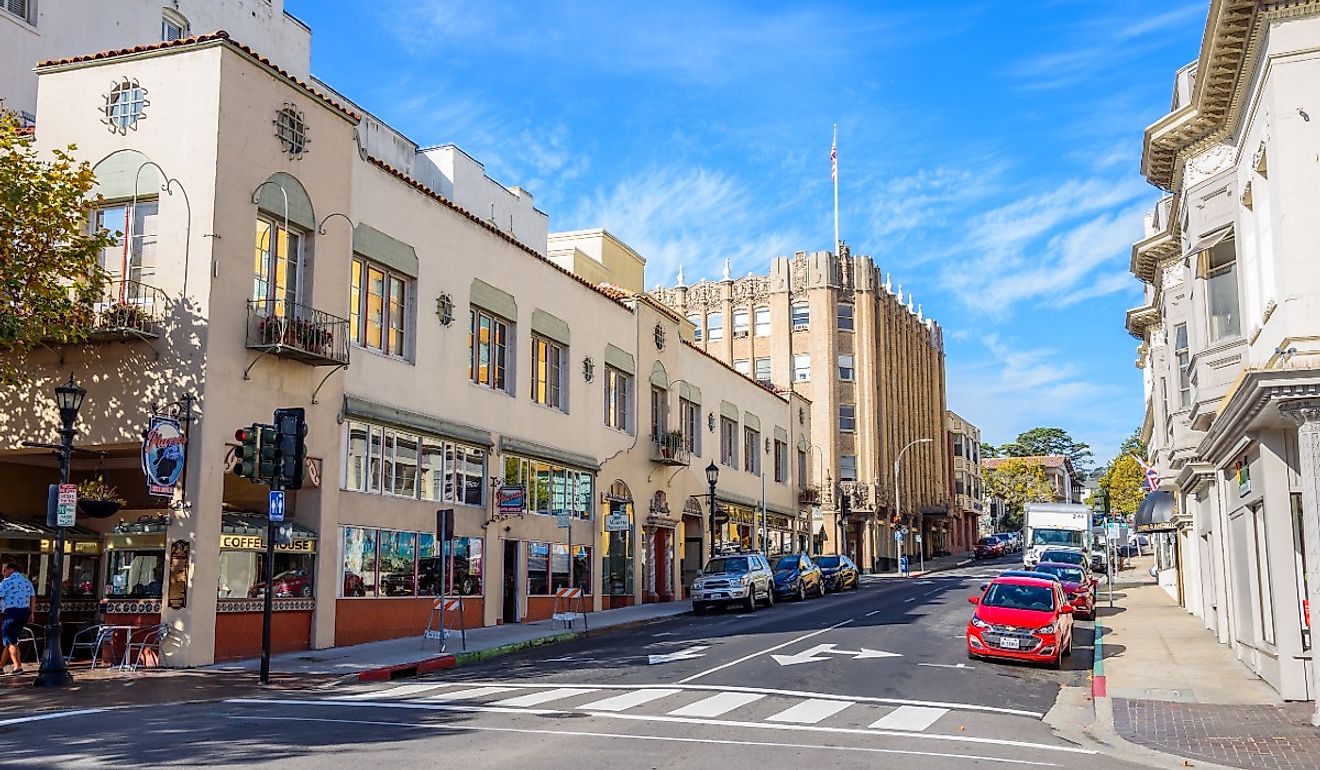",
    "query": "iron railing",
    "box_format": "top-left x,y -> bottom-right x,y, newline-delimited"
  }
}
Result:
650,434 -> 692,466
89,278 -> 166,339
245,298 -> 349,366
